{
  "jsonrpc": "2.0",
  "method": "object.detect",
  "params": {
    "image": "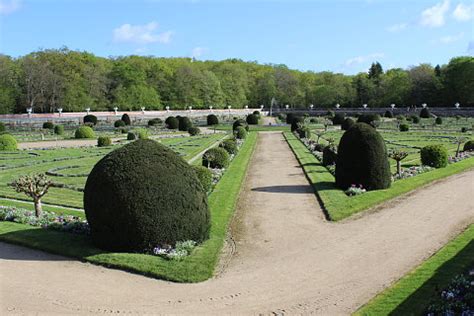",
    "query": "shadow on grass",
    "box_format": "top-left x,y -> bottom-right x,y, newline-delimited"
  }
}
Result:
389,240 -> 474,316
252,185 -> 313,194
